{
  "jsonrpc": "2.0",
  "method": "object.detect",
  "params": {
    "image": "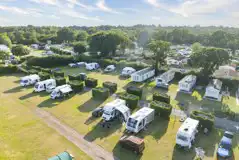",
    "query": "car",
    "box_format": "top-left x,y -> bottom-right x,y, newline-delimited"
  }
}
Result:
104,65 -> 116,72
68,63 -> 77,67
92,107 -> 103,117
119,135 -> 145,154
217,131 -> 234,159
77,62 -> 86,67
